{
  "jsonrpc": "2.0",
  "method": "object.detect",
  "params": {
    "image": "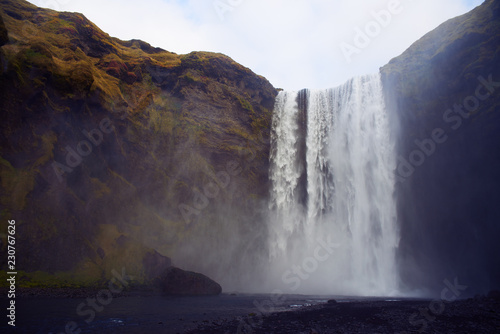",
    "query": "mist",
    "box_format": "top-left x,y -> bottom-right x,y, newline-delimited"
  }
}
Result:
156,74 -> 405,297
